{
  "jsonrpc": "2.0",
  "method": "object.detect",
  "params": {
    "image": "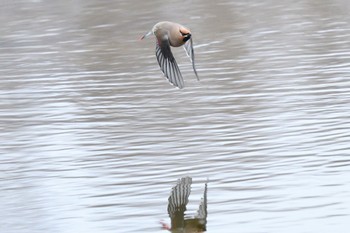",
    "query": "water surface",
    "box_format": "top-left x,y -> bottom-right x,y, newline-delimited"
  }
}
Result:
1,1 -> 350,232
